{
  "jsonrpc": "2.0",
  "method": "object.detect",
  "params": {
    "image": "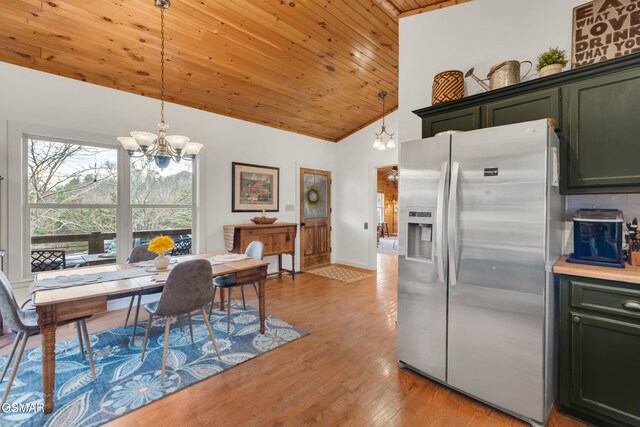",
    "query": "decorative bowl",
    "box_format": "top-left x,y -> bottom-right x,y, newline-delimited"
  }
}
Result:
250,217 -> 277,224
